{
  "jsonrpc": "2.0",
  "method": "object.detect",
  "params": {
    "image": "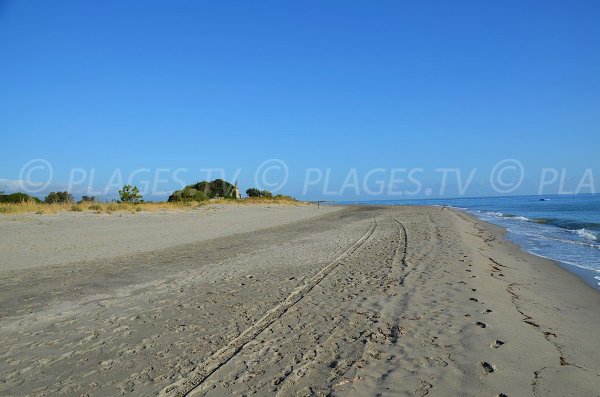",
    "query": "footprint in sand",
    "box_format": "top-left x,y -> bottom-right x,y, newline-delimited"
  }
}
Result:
474,321 -> 487,328
469,298 -> 478,302
480,361 -> 495,373
491,339 -> 505,348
